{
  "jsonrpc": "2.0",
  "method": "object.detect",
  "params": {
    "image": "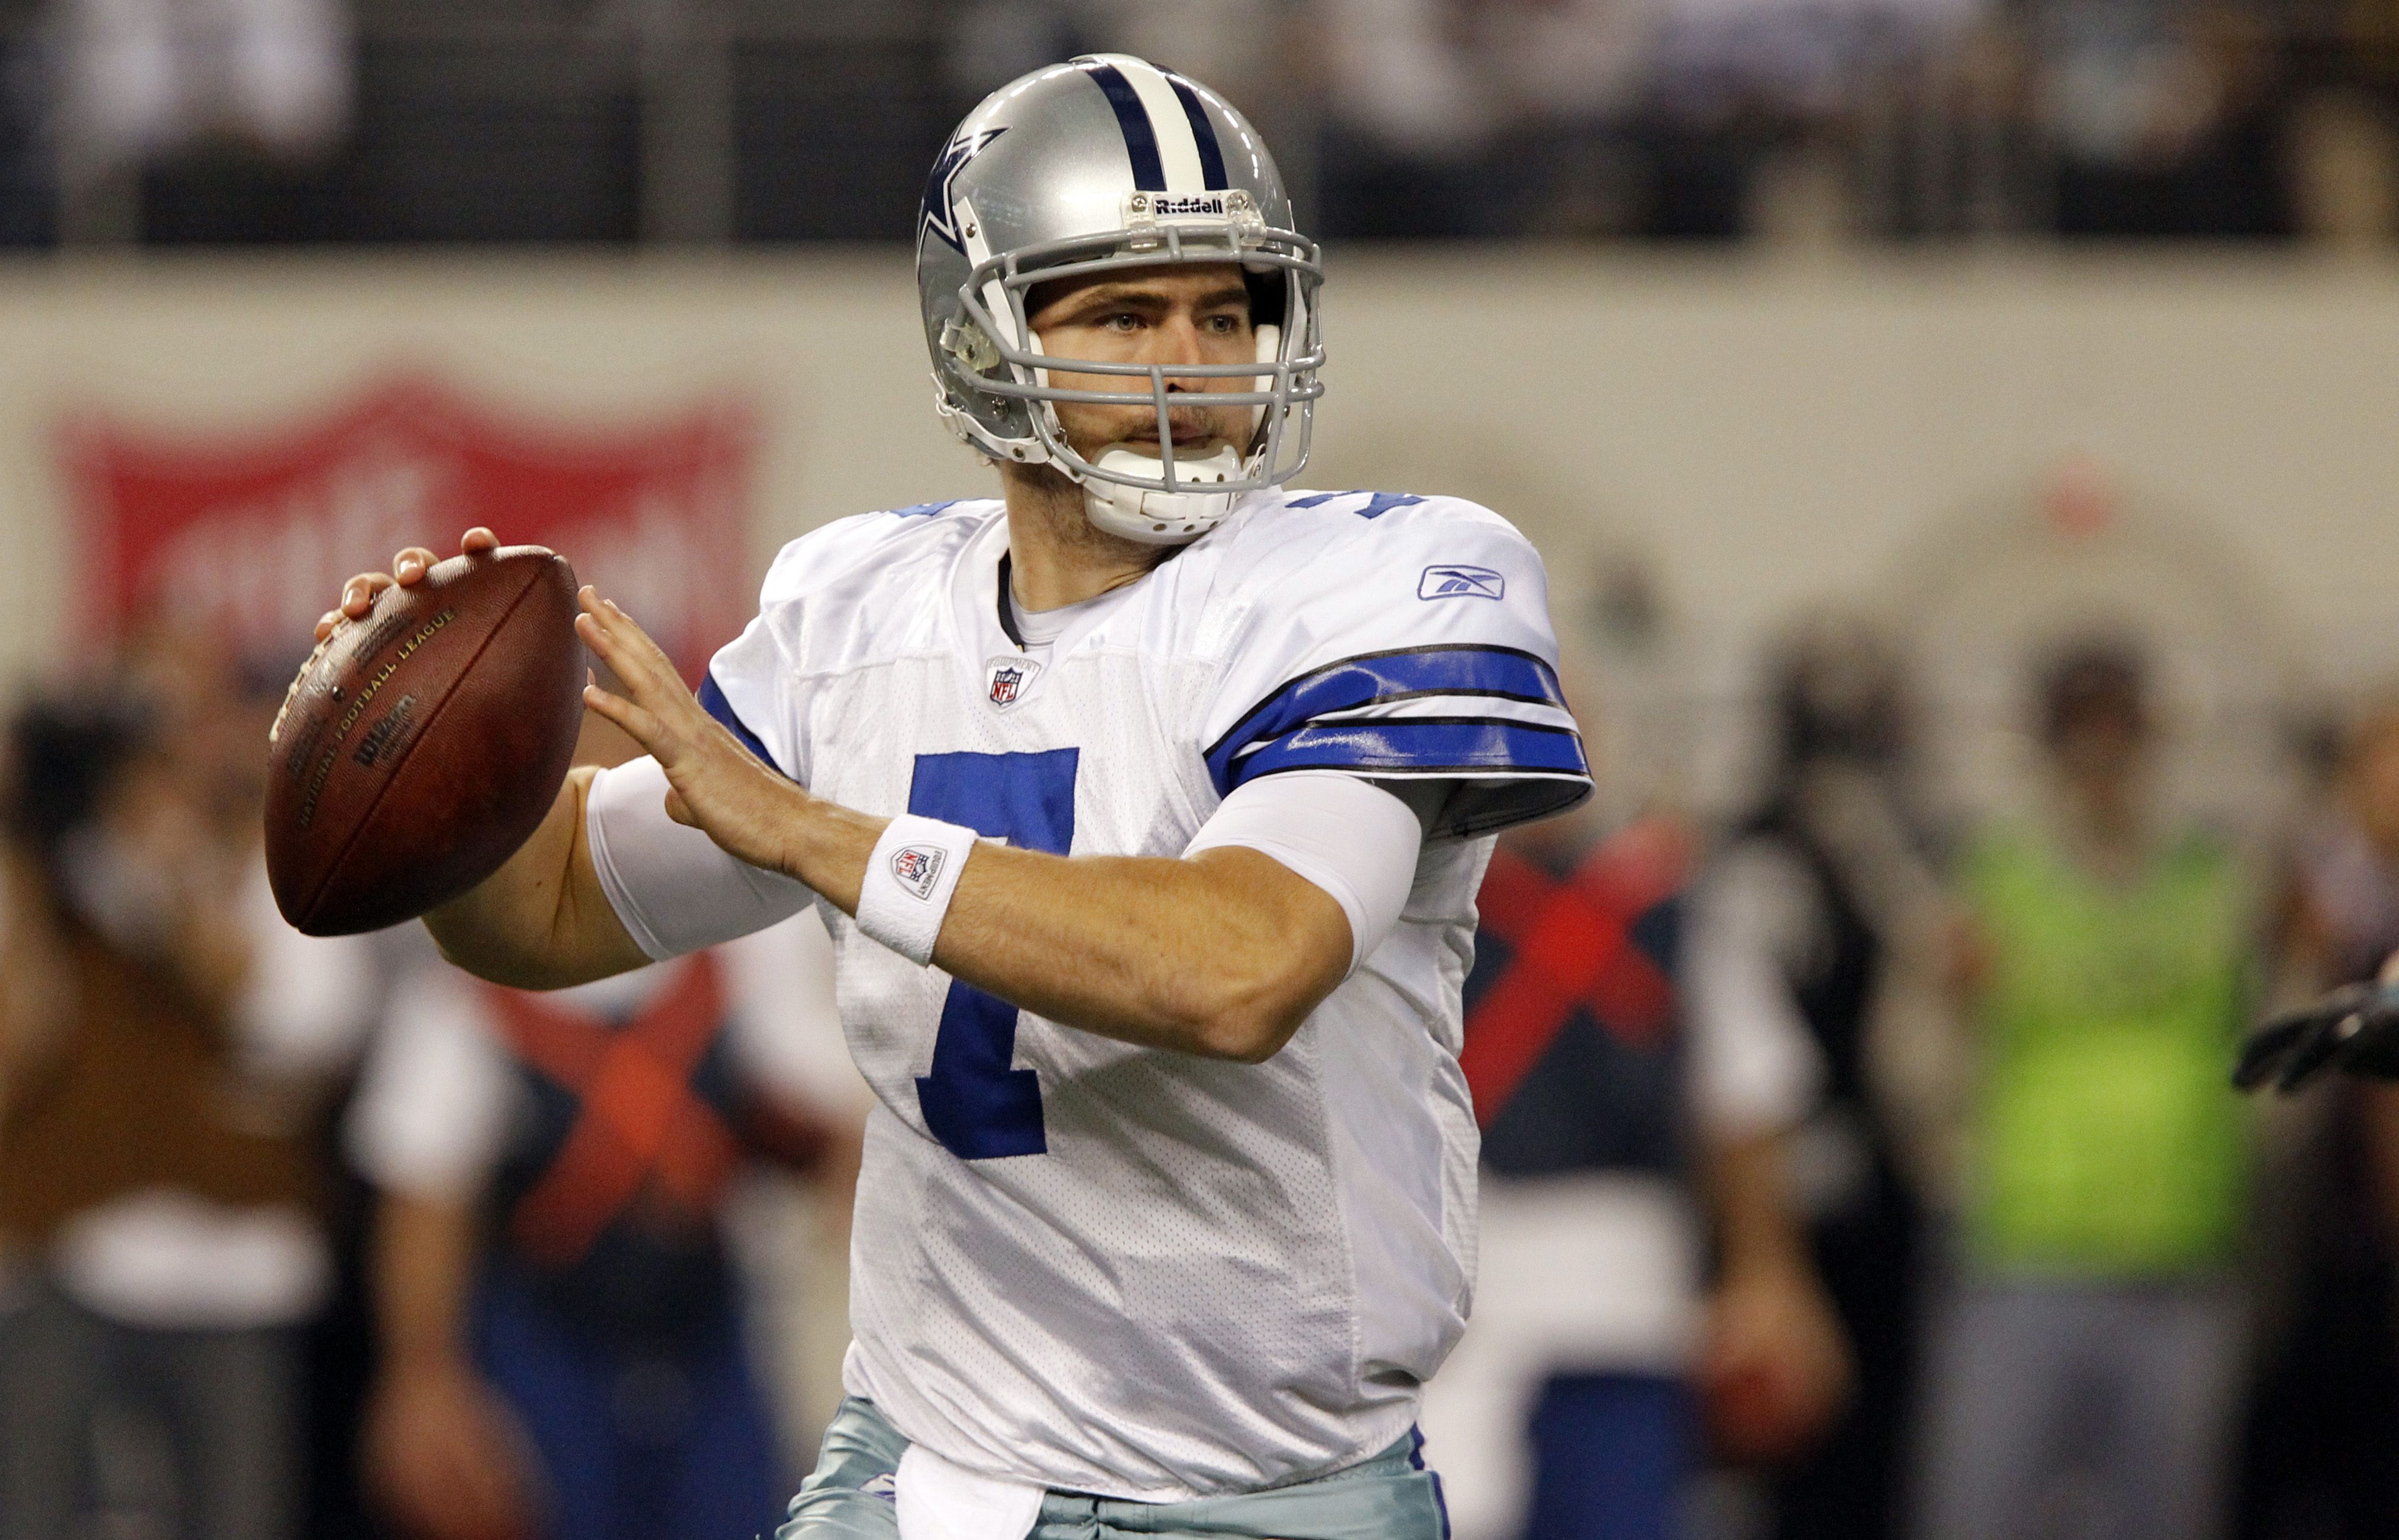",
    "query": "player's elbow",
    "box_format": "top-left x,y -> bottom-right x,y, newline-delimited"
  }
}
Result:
425,923 -> 571,992
1190,1004 -> 1302,1064
1181,892 -> 1353,1062
1179,952 -> 1333,1063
